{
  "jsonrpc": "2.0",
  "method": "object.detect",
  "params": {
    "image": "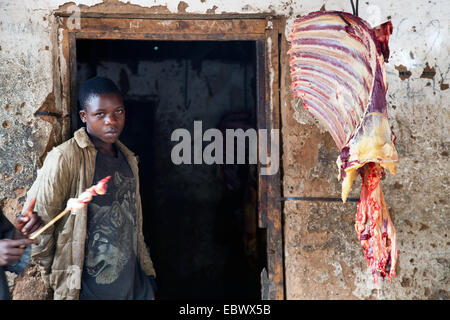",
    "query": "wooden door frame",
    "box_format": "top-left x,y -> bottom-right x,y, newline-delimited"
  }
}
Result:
55,11 -> 285,300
